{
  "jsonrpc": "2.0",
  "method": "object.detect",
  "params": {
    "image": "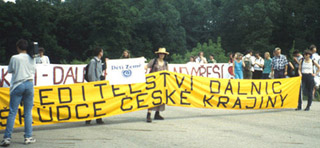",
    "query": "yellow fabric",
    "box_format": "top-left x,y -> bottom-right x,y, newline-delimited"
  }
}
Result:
0,71 -> 300,130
